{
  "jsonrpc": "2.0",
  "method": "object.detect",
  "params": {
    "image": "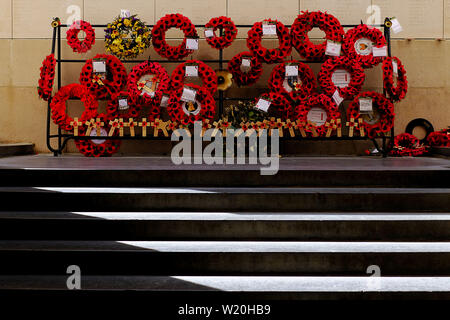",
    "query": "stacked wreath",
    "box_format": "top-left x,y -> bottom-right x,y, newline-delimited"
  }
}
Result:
318,56 -> 365,100
382,57 -> 408,101
38,54 -> 56,101
205,16 -> 237,50
127,61 -> 170,111
246,19 -> 291,64
389,133 -> 428,157
167,84 -> 216,124
152,13 -> 198,60
347,91 -> 395,138
170,60 -> 218,94
75,113 -> 122,157
294,94 -> 340,137
269,61 -> 317,102
255,92 -> 291,120
228,51 -> 263,87
291,11 -> 344,61
105,15 -> 151,59
50,83 -> 98,131
343,24 -> 386,68
79,54 -> 127,99
66,20 -> 96,54
427,131 -> 450,147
